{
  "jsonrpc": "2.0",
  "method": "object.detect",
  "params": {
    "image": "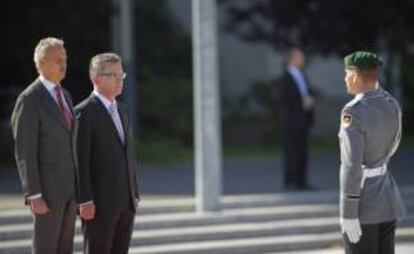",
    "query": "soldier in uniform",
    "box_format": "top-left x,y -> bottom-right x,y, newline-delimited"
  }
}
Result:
339,51 -> 406,254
